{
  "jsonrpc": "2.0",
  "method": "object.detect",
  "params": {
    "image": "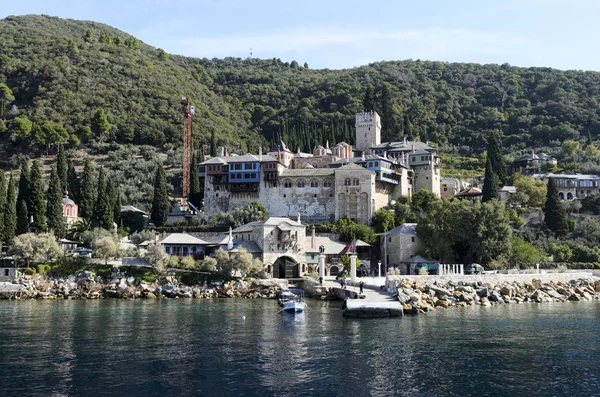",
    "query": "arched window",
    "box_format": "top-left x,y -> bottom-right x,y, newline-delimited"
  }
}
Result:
344,178 -> 351,186
323,180 -> 332,188
567,192 -> 573,200
310,180 -> 319,188
352,178 -> 359,186
284,180 -> 292,188
66,208 -> 70,216
297,180 -> 305,188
